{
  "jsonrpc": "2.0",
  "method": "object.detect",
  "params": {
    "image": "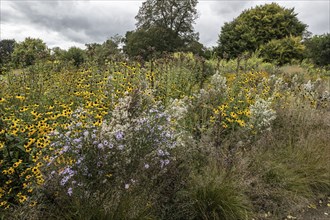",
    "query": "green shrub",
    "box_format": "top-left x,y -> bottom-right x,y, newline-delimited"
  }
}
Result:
305,33 -> 330,68
259,36 -> 305,65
